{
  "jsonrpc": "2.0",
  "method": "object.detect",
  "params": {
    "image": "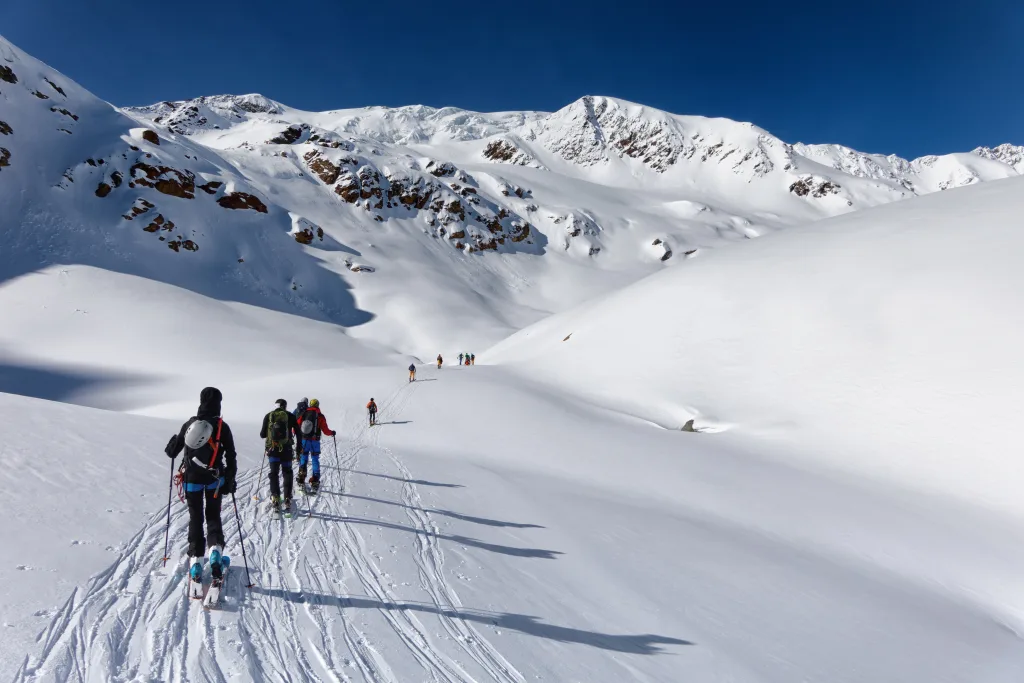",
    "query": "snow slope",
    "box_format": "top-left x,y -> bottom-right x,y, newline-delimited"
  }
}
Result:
10,368 -> 1024,683
3,32 -> 1024,683
489,175 -> 1024,525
